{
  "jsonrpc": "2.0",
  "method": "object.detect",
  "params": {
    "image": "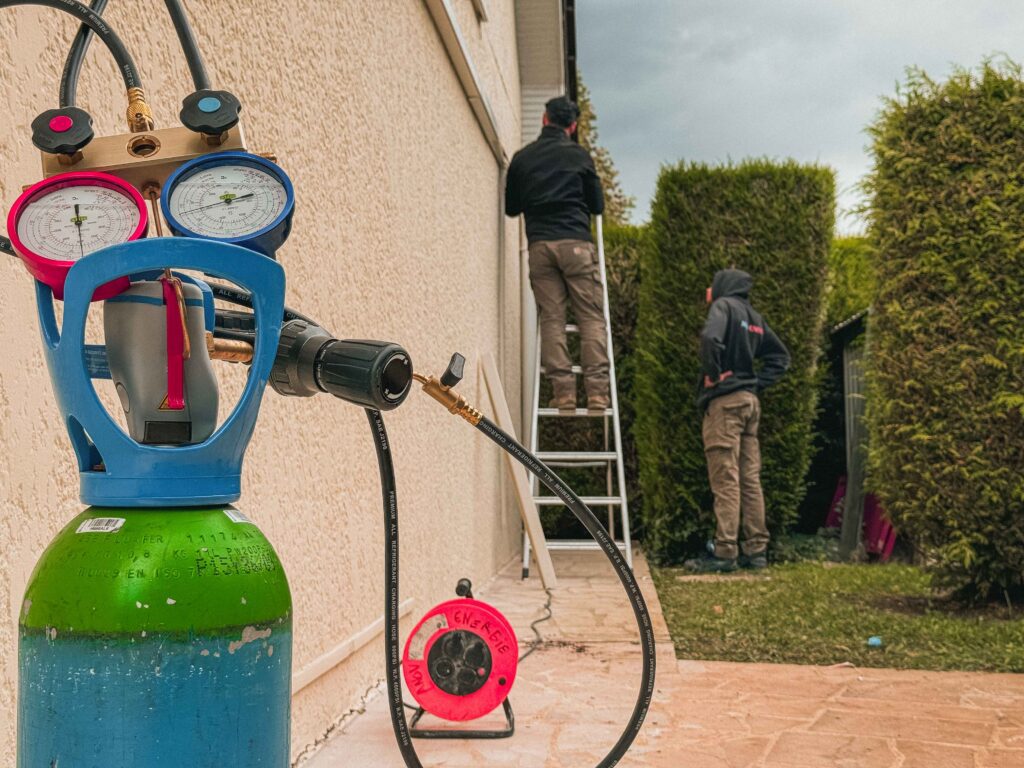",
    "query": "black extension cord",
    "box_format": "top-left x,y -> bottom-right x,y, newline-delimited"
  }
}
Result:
366,408 -> 656,768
